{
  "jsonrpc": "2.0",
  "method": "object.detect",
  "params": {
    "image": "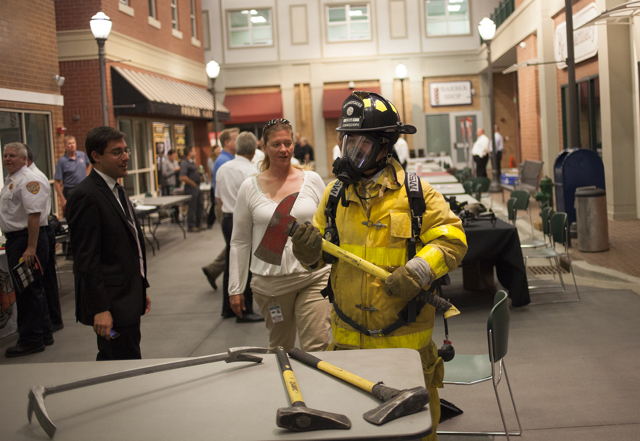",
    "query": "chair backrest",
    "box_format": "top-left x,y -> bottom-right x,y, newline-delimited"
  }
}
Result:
510,190 -> 529,211
507,197 -> 517,223
463,181 -> 473,195
487,290 -> 510,362
550,212 -> 568,247
520,159 -> 544,188
475,177 -> 491,193
541,207 -> 554,236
